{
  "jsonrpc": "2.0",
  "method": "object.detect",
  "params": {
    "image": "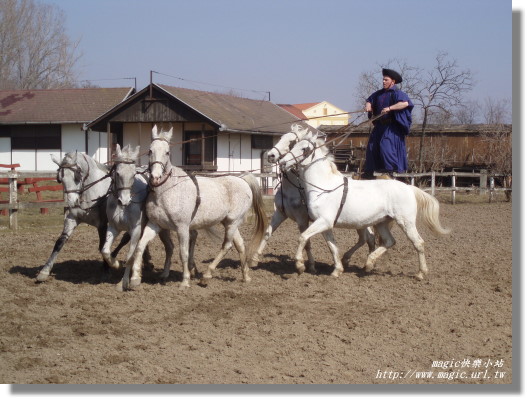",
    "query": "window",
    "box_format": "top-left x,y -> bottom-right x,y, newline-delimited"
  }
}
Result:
251,135 -> 273,149
8,125 -> 61,150
184,130 -> 216,167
